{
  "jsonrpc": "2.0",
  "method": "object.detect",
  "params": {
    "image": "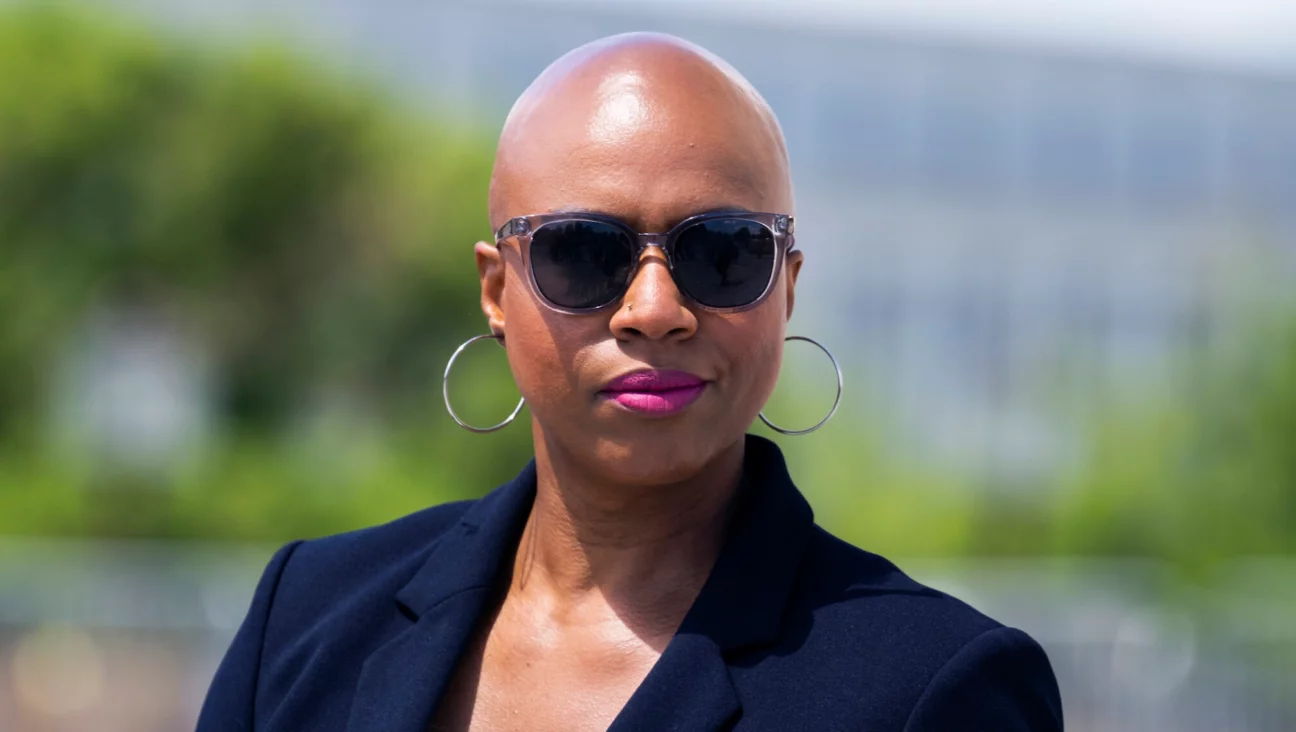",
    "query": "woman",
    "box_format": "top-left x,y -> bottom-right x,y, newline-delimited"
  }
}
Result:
197,33 -> 1063,732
